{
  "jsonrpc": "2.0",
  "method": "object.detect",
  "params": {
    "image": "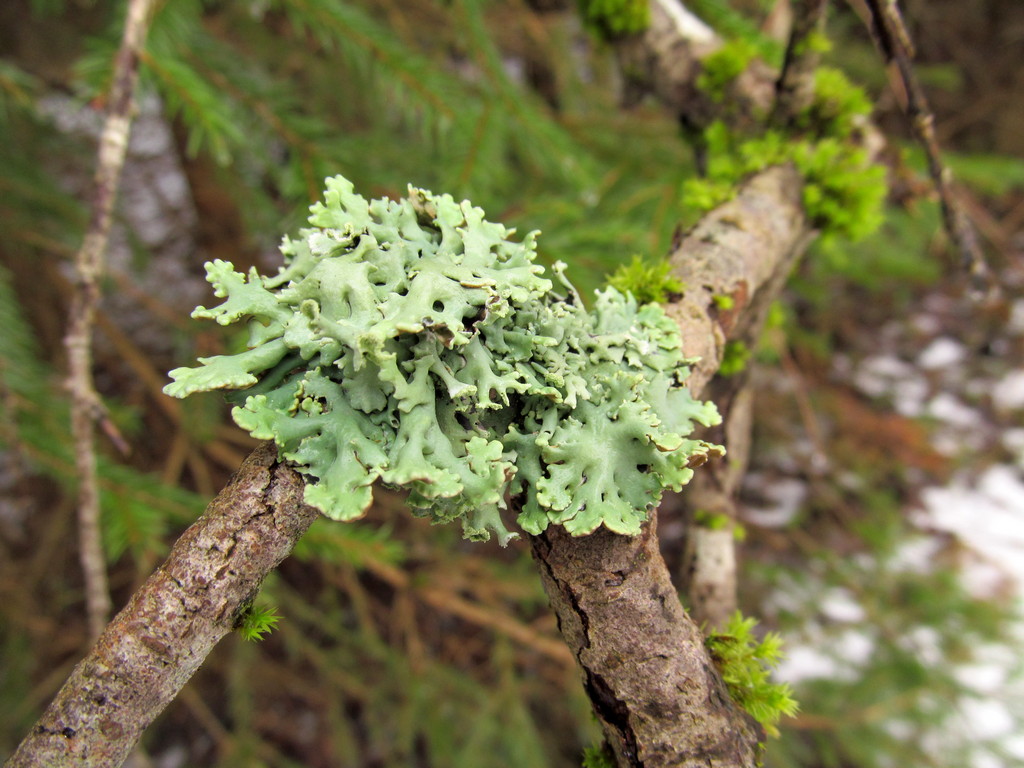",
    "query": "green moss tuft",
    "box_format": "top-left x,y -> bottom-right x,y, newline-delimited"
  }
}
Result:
581,743 -> 615,768
718,339 -> 750,377
694,509 -> 731,530
706,611 -> 799,737
681,122 -> 886,242
799,66 -> 874,137
694,510 -> 748,541
681,177 -> 738,213
684,41 -> 886,243
791,138 -> 887,242
578,0 -> 650,38
793,29 -> 832,57
606,255 -> 686,305
712,294 -> 735,310
696,39 -> 758,102
236,603 -> 281,642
